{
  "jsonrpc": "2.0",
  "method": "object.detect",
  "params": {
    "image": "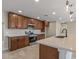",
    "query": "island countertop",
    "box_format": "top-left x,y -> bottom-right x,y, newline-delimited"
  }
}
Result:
36,36 -> 76,52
